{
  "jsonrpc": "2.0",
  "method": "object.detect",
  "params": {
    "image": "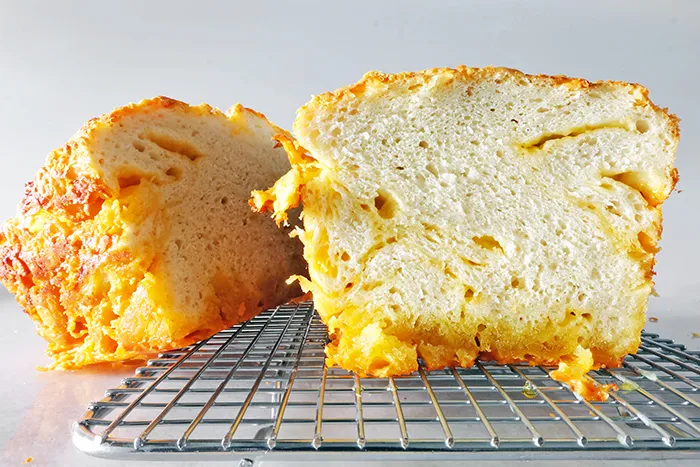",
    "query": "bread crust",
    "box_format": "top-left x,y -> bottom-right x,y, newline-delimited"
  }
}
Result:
301,66 -> 680,142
